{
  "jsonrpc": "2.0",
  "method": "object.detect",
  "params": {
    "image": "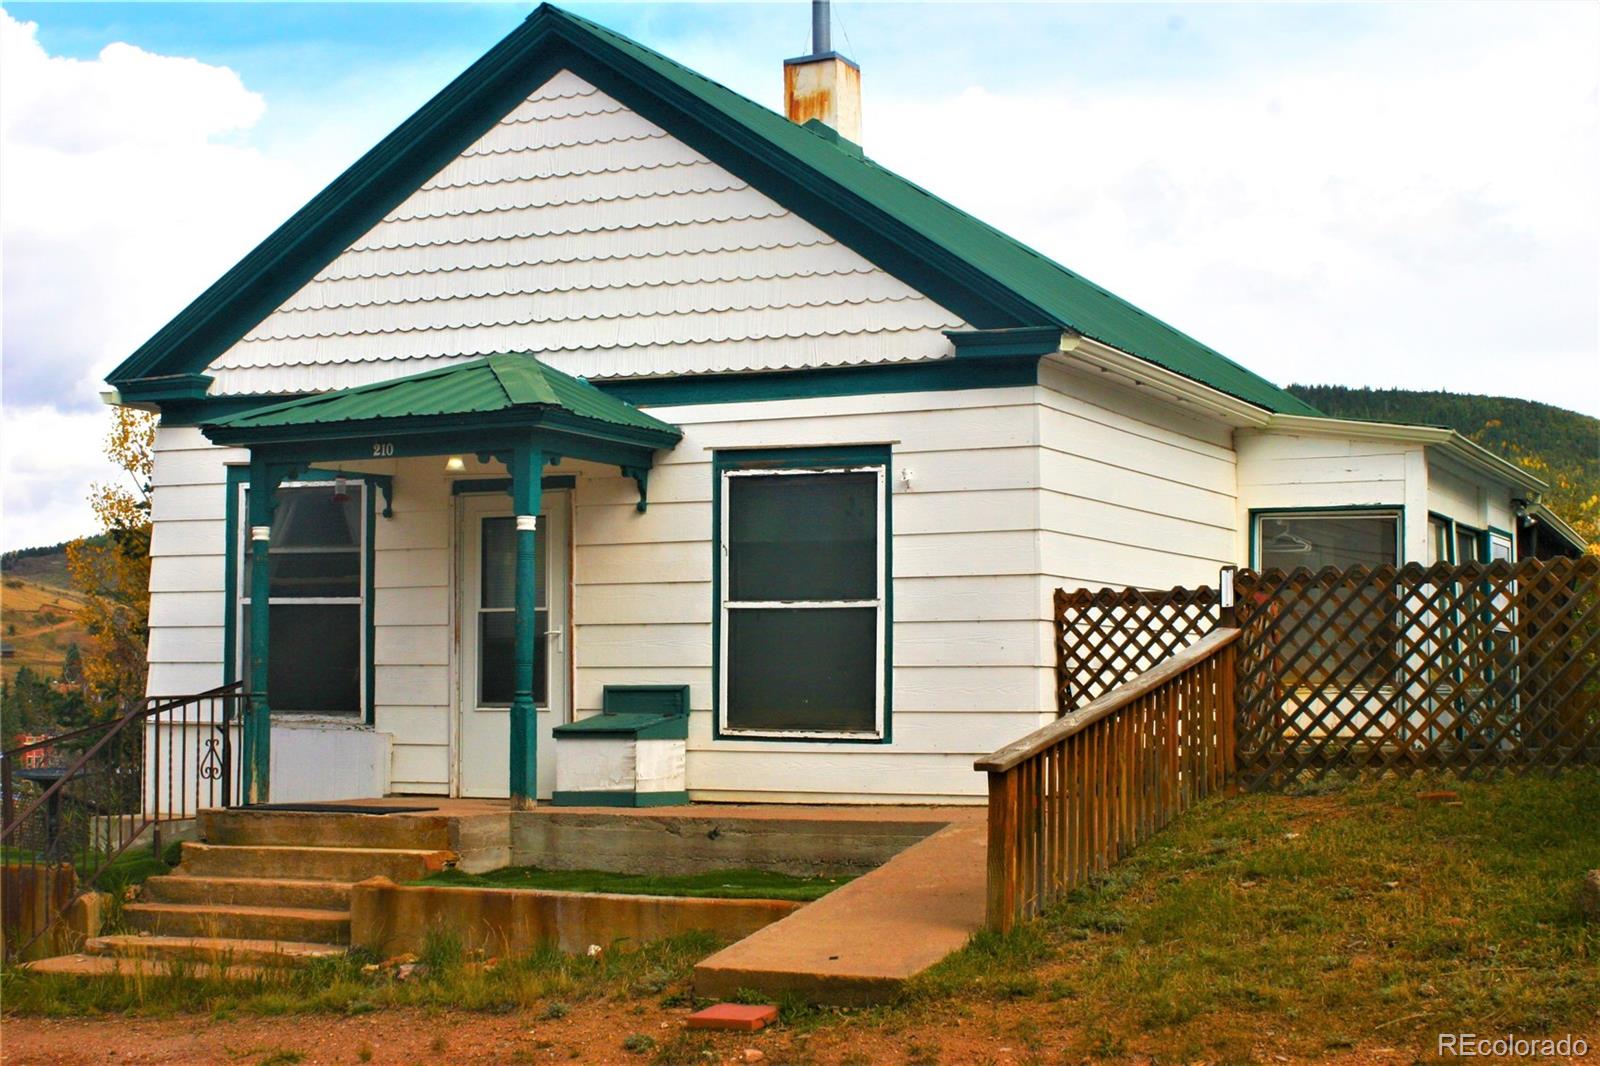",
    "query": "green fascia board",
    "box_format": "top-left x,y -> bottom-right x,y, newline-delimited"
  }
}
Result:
156,356 -> 1046,428
207,353 -> 677,437
117,373 -> 215,404
108,3 -> 1315,418
947,327 -> 1064,359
